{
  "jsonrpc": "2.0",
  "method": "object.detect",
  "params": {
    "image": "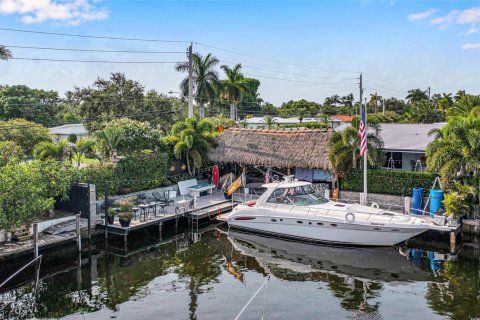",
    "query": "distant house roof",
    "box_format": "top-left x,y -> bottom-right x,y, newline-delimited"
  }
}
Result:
49,124 -> 88,136
334,122 -> 446,153
242,117 -> 319,125
330,115 -> 353,122
209,127 -> 332,170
